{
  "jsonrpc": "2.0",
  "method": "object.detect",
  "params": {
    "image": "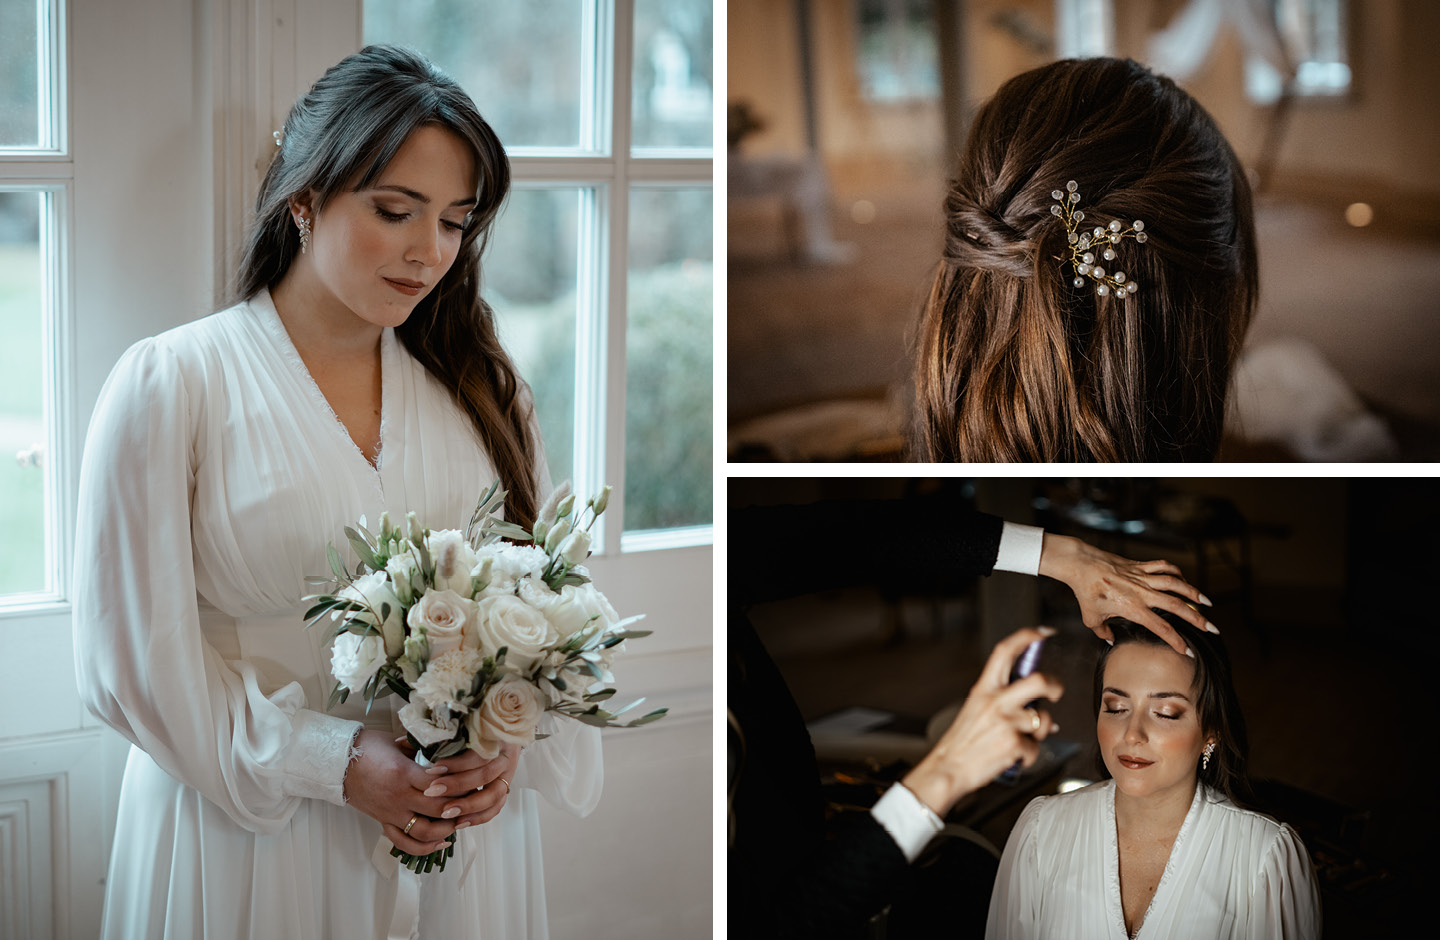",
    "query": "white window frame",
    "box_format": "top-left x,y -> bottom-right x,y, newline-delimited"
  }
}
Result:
0,0 -> 73,614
